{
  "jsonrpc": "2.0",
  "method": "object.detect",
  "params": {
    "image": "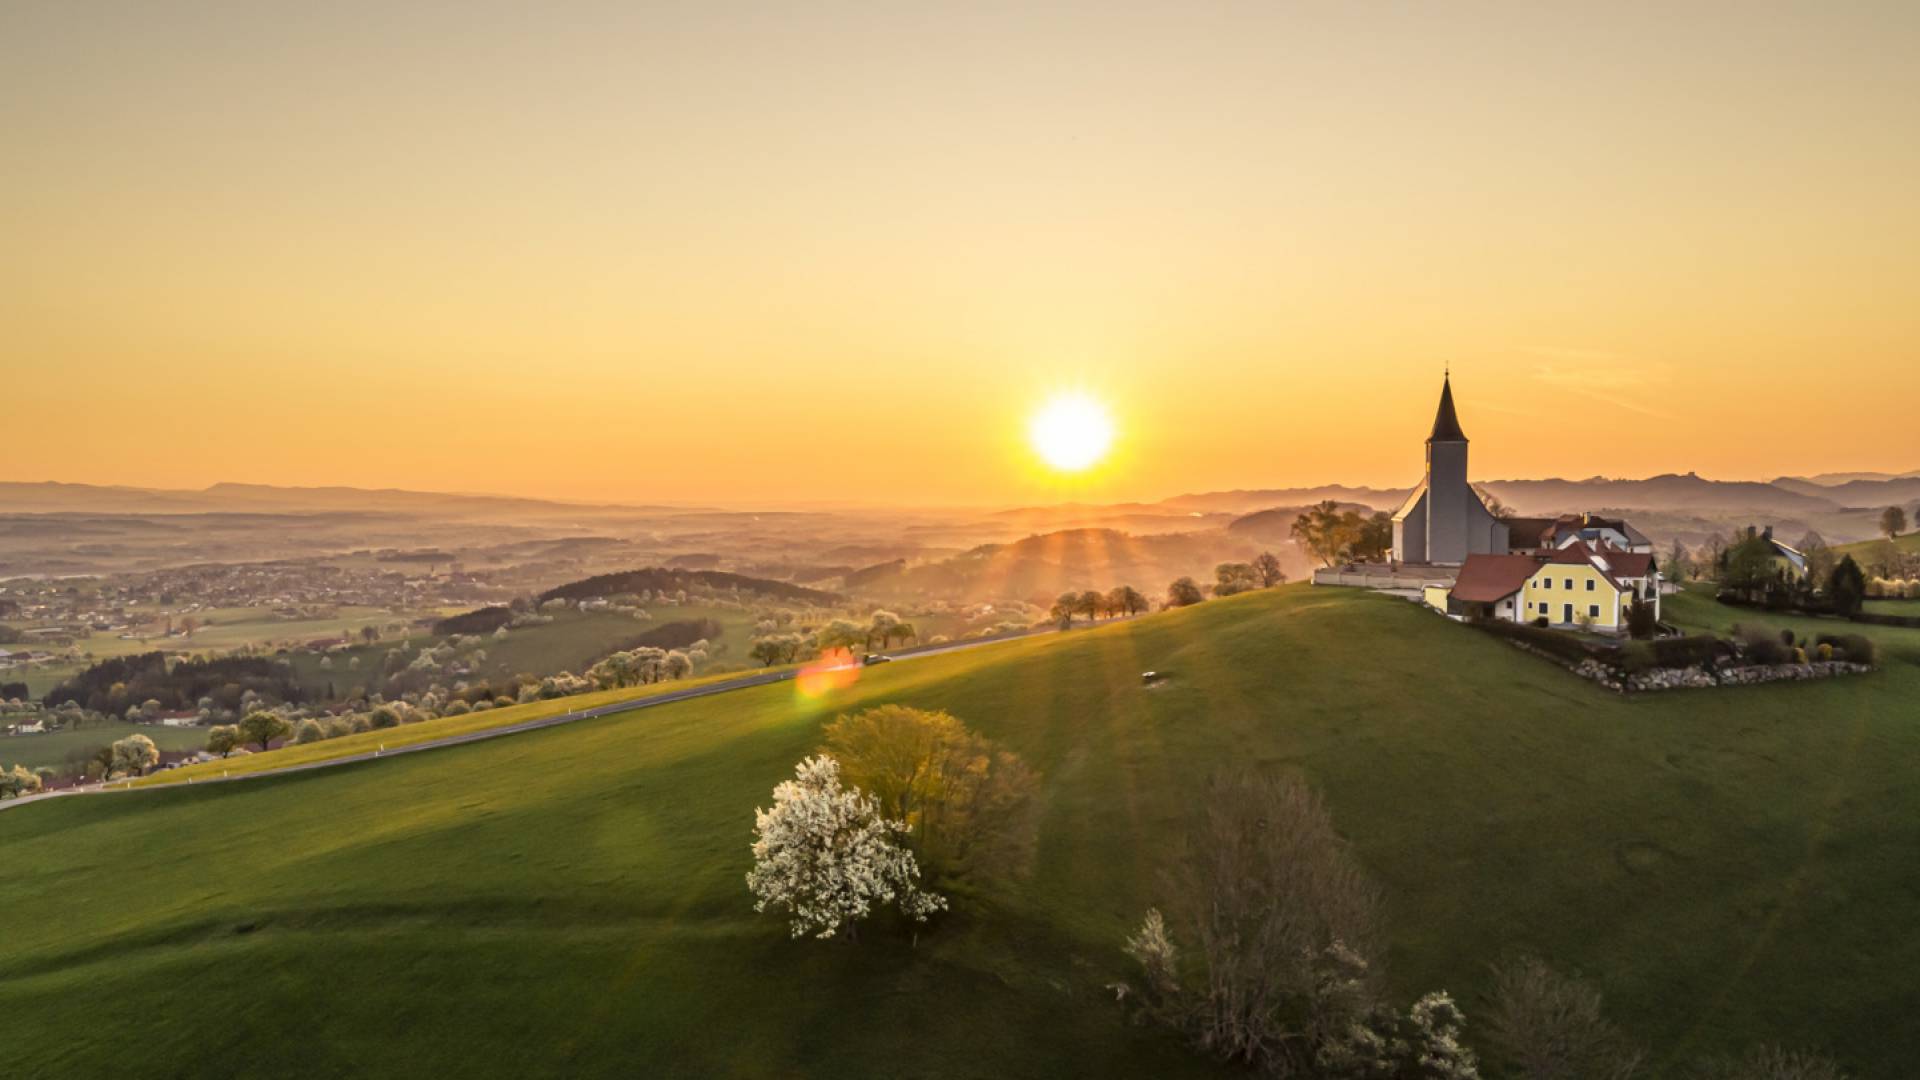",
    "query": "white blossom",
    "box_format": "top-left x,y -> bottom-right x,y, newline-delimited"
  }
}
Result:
746,755 -> 945,939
